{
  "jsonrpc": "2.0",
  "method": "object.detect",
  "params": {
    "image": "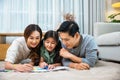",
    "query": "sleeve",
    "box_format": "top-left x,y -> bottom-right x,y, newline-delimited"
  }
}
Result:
5,39 -> 20,63
62,58 -> 72,67
81,36 -> 98,67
